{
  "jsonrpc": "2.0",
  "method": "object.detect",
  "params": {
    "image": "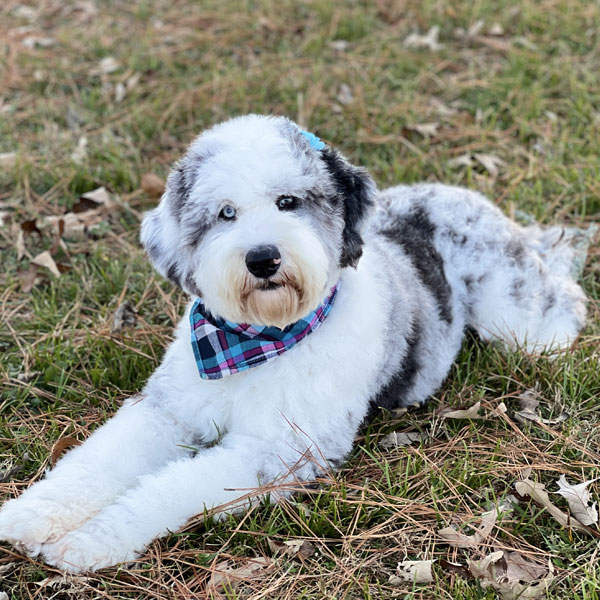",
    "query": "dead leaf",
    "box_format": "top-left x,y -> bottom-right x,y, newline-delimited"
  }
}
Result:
336,83 -> 354,105
438,508 -> 498,549
408,123 -> 439,138
439,401 -> 483,420
114,82 -> 126,103
21,219 -> 41,236
90,56 -> 120,76
328,40 -> 350,51
448,153 -> 474,169
267,538 -> 315,559
515,478 -> 588,532
513,388 -> 569,426
44,187 -> 116,239
393,559 -> 434,584
22,36 -> 55,48
404,26 -> 444,51
112,301 -> 137,333
18,264 -> 40,292
206,557 -> 273,595
555,475 -> 598,526
514,388 -> 542,424
16,229 -> 25,260
379,431 -> 426,449
467,550 -> 555,599
473,153 -> 506,178
504,551 -> 549,583
141,173 -> 166,198
71,136 -> 88,164
31,251 -> 60,277
51,437 -> 81,467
